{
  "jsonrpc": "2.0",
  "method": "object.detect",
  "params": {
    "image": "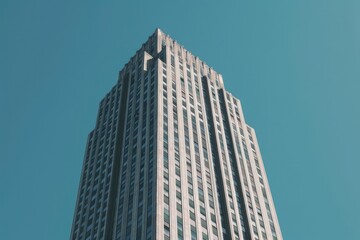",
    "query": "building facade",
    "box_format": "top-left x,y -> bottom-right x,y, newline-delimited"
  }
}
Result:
70,29 -> 282,240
